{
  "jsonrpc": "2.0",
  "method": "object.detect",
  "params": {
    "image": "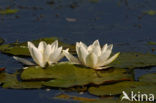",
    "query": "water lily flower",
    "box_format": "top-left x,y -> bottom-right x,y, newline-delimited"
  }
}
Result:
13,40 -> 64,67
63,40 -> 120,70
